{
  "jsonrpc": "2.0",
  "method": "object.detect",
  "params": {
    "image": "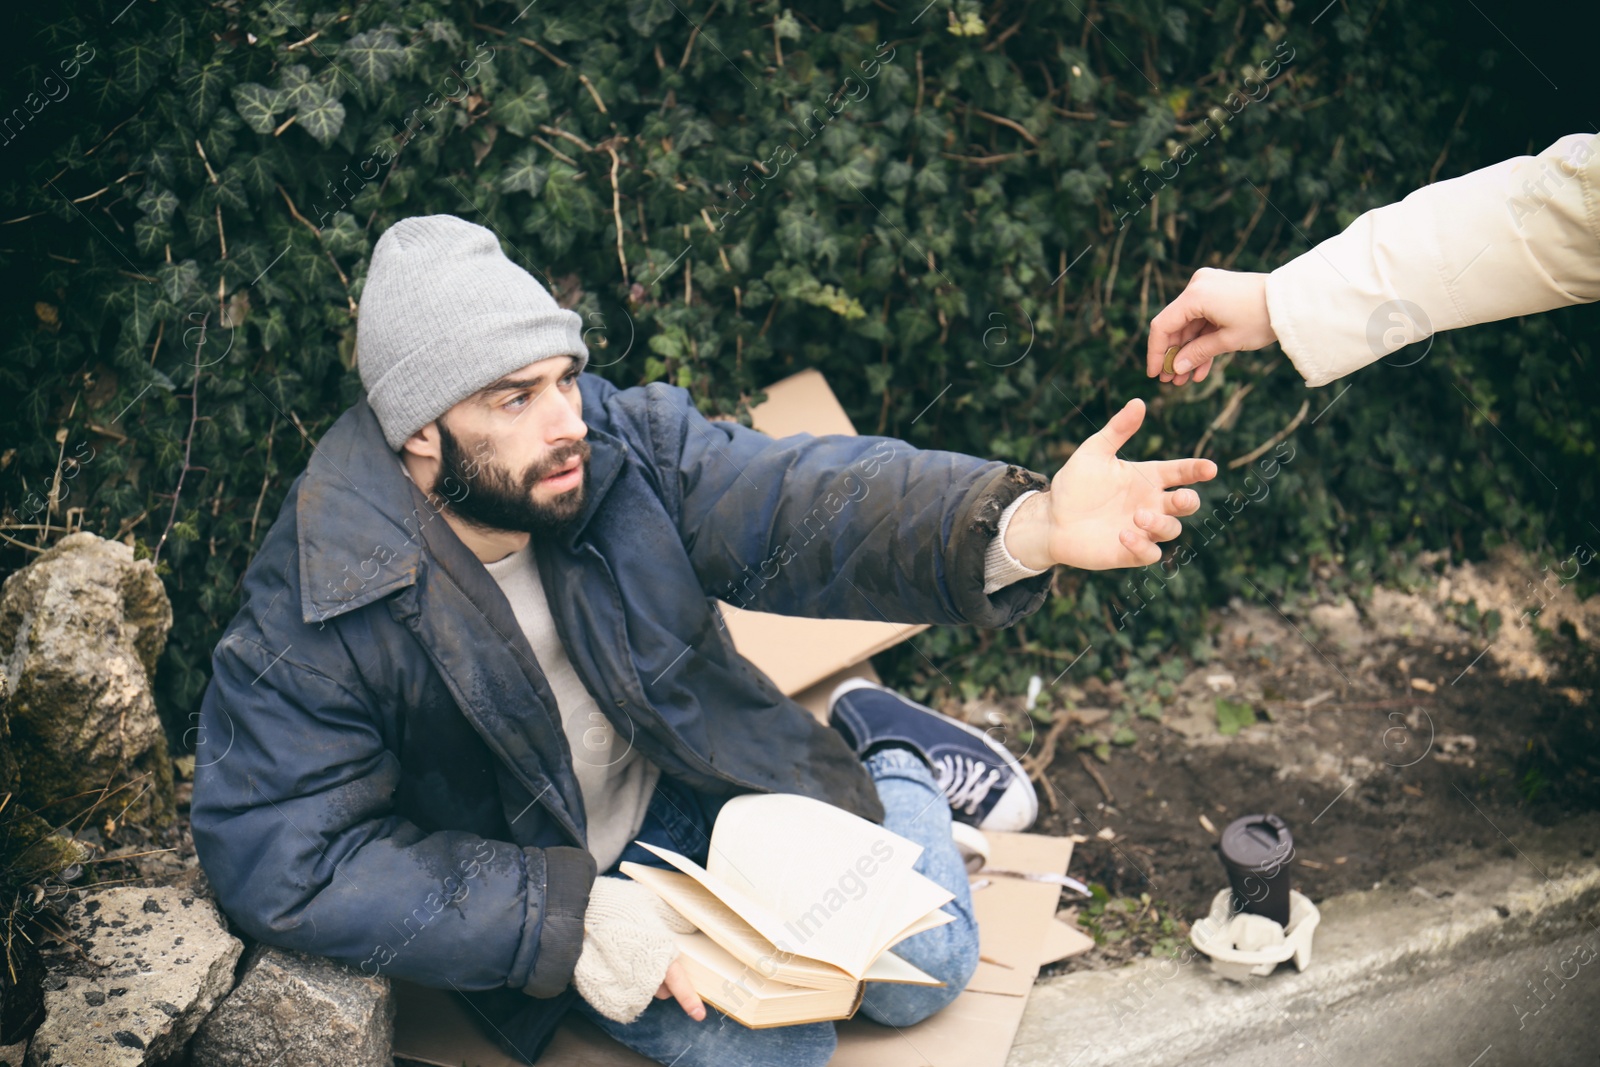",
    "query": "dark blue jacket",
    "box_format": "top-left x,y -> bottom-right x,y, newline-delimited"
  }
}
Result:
190,373 -> 1050,1060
